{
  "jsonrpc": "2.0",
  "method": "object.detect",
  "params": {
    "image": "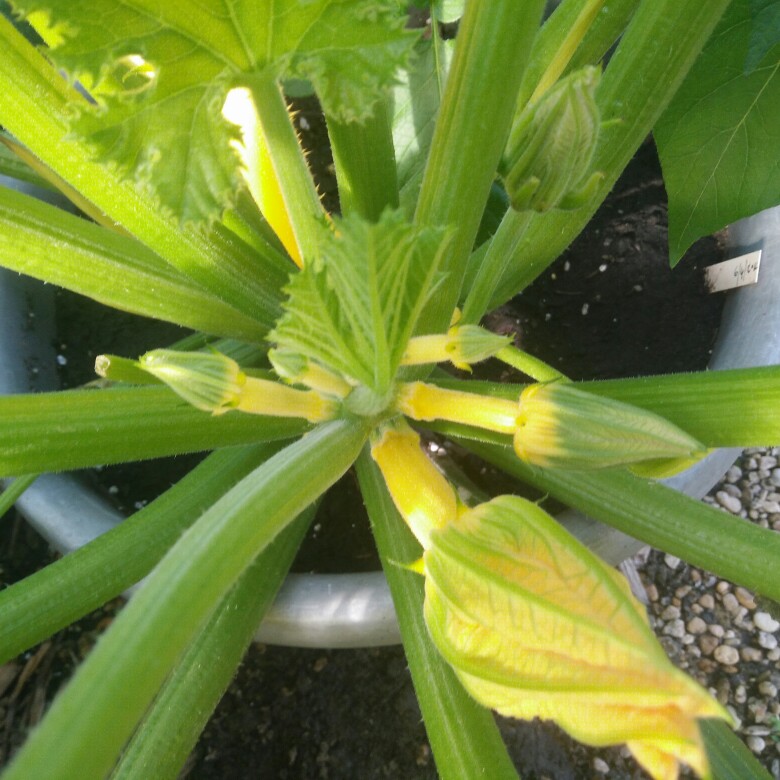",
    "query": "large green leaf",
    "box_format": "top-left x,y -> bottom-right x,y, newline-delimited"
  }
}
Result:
270,211 -> 450,397
655,0 -> 780,264
10,0 -> 415,224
